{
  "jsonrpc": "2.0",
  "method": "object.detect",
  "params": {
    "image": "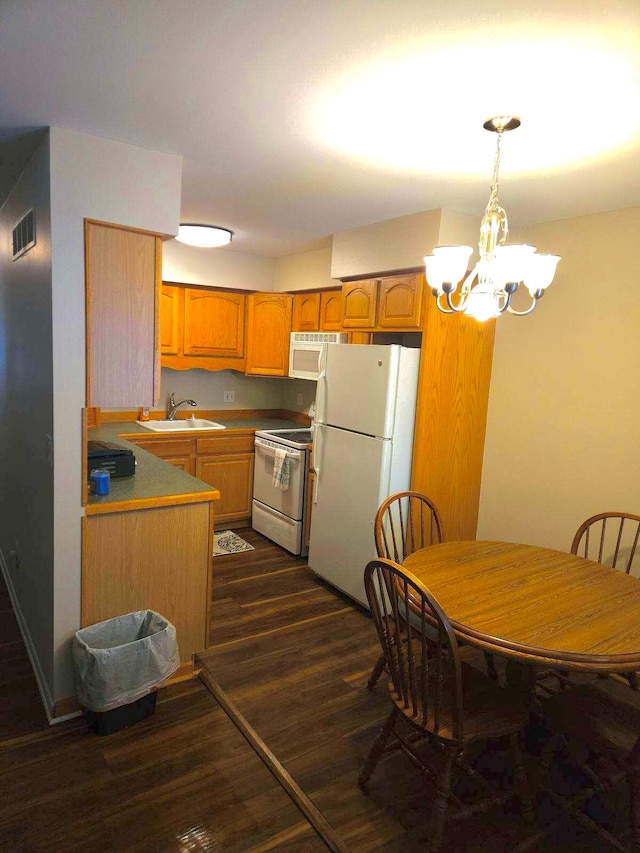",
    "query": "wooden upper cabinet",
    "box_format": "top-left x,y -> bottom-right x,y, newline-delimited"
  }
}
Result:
160,284 -> 181,355
377,273 -> 424,329
319,290 -> 343,331
245,293 -> 293,376
341,279 -> 378,329
183,289 -> 244,358
160,284 -> 247,372
292,292 -> 321,332
86,220 -> 161,408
